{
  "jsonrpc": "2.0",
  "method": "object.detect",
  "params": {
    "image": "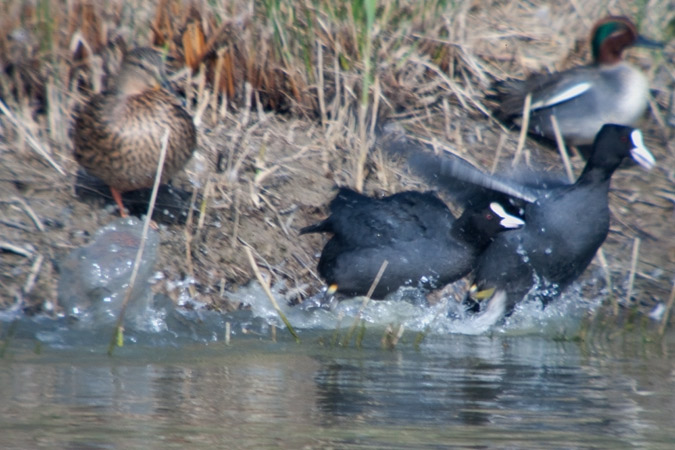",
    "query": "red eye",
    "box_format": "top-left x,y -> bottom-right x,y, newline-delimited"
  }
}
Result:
485,213 -> 493,220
